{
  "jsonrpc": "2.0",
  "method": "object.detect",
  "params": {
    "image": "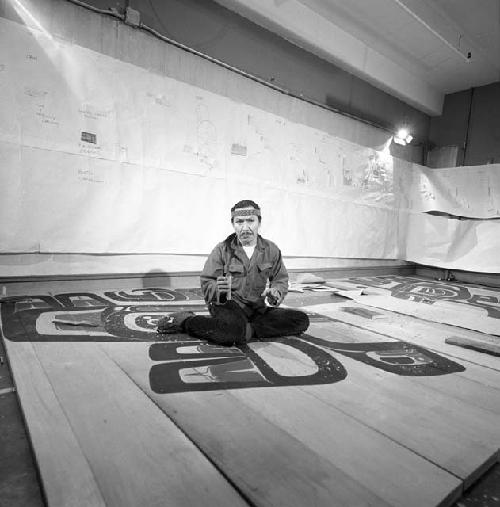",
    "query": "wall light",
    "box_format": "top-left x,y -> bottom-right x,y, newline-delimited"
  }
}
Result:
394,128 -> 413,146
